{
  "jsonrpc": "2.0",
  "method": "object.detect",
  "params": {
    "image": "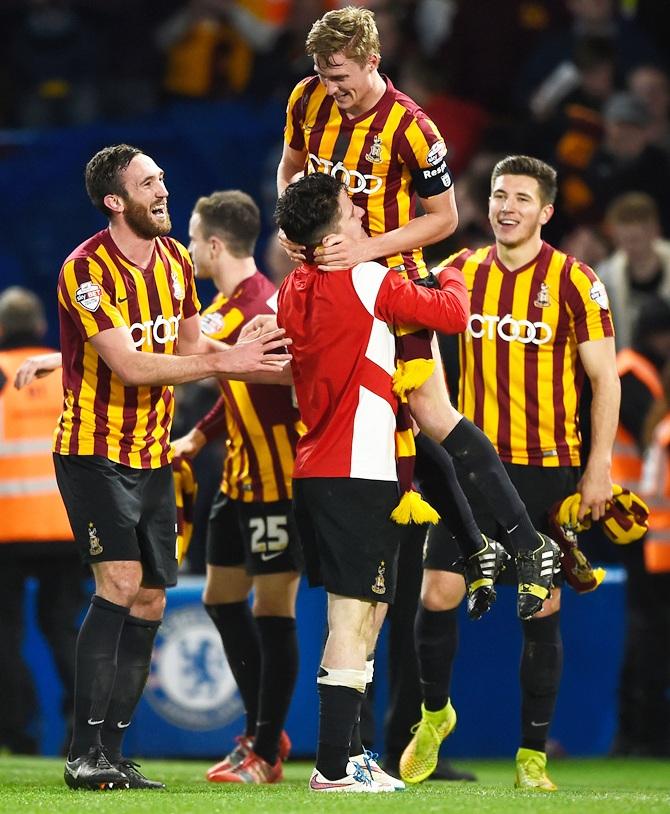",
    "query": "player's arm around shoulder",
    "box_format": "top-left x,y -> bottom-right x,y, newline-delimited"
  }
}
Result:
358,261 -> 469,334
